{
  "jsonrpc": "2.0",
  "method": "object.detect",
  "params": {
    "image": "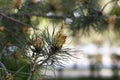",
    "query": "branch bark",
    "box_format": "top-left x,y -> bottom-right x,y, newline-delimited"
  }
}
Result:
9,13 -> 71,19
